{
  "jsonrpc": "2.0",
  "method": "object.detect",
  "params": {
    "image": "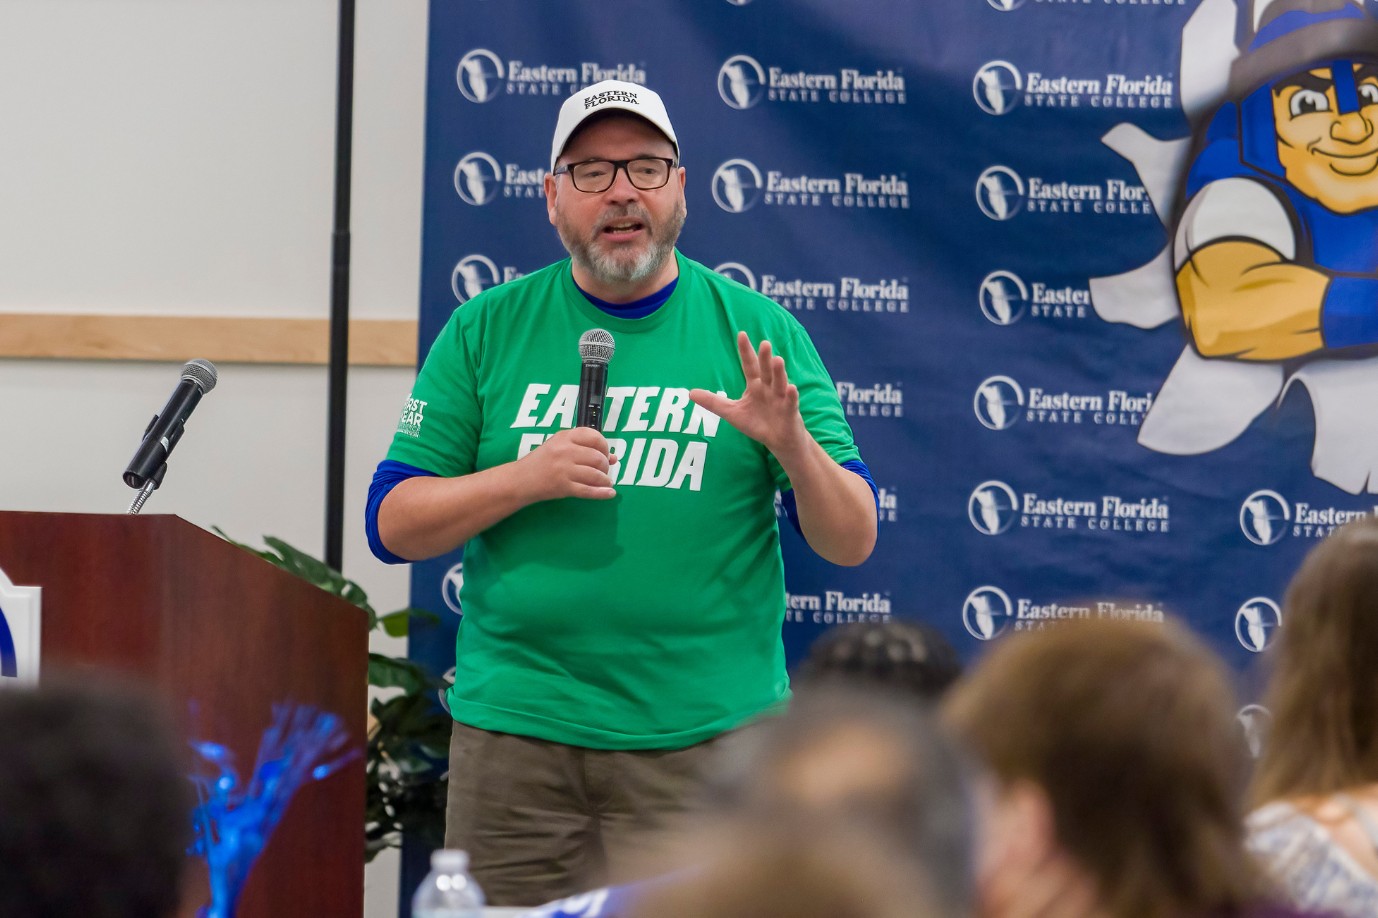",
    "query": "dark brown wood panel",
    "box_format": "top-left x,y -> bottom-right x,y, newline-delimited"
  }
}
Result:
0,511 -> 369,918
